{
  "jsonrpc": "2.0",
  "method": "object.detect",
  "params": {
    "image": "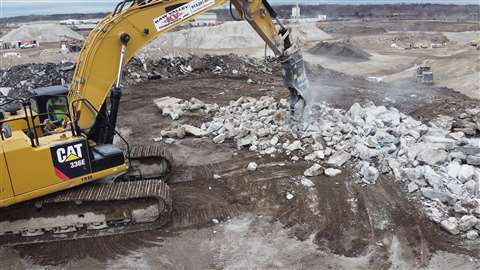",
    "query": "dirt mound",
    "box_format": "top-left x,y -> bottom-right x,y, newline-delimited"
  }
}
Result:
0,23 -> 84,43
320,25 -> 387,36
150,21 -> 331,50
289,23 -> 332,44
151,21 -> 265,50
308,41 -> 371,61
391,31 -> 449,47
